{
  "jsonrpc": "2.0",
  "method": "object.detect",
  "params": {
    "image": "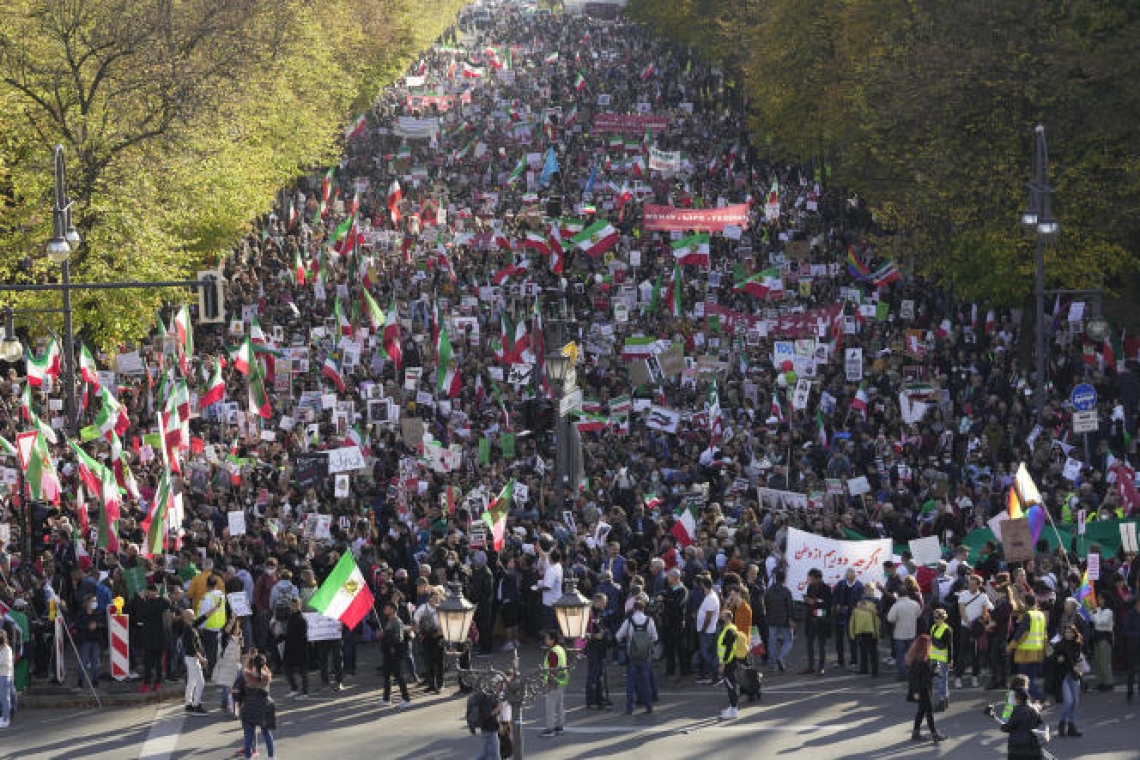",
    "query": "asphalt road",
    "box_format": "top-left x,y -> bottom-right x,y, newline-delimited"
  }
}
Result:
3,642 -> 1137,760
